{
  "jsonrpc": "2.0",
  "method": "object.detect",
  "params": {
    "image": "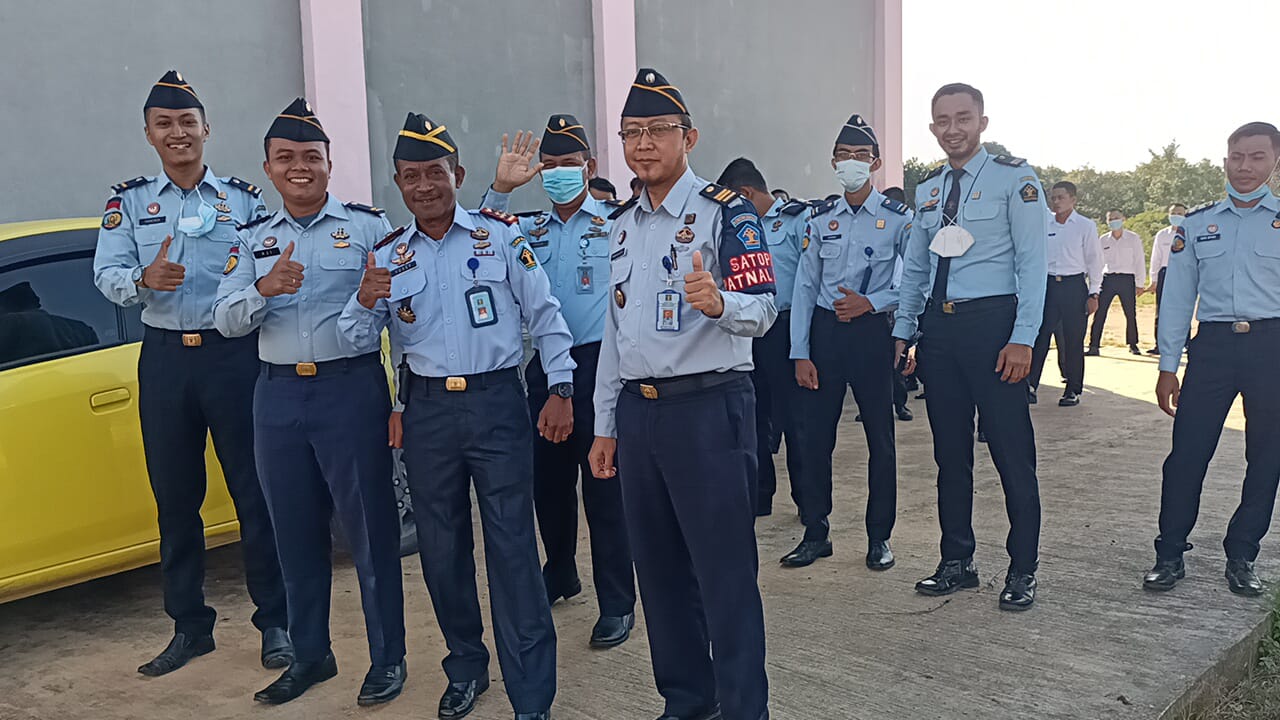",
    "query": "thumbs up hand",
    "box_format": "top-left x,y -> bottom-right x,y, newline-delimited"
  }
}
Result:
142,235 -> 186,291
683,249 -> 724,318
255,241 -> 306,297
358,251 -> 393,309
